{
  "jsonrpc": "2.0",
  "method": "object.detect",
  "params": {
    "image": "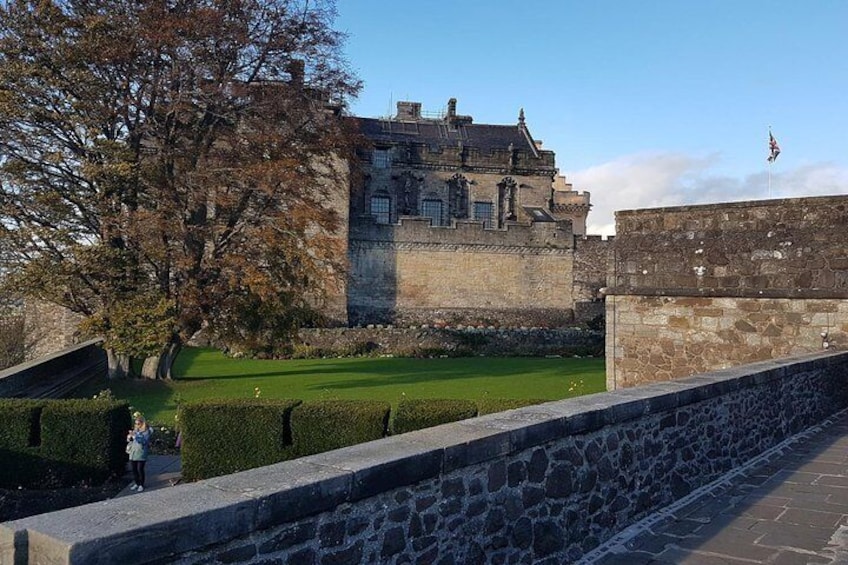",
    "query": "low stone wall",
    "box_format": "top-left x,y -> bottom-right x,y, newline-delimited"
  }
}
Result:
4,351 -> 846,563
297,326 -> 604,357
606,295 -> 847,389
0,338 -> 106,398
